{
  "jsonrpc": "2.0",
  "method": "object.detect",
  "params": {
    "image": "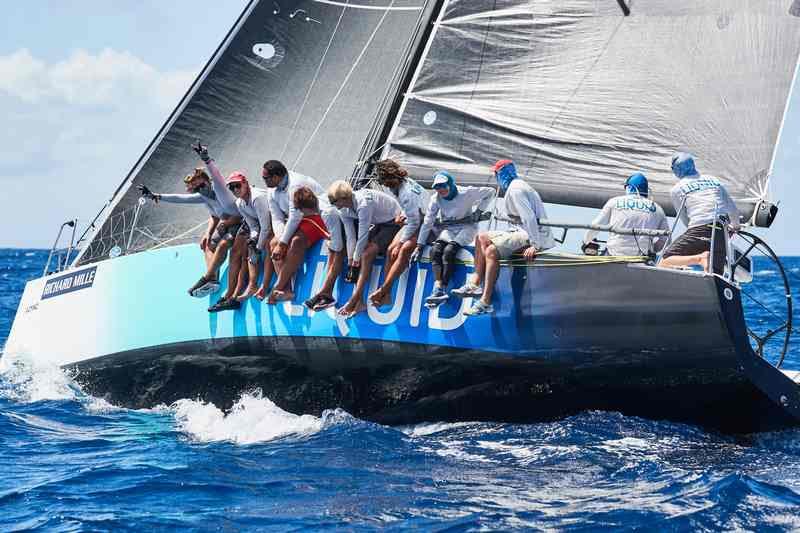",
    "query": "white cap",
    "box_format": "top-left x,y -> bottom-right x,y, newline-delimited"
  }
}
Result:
432,173 -> 449,187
